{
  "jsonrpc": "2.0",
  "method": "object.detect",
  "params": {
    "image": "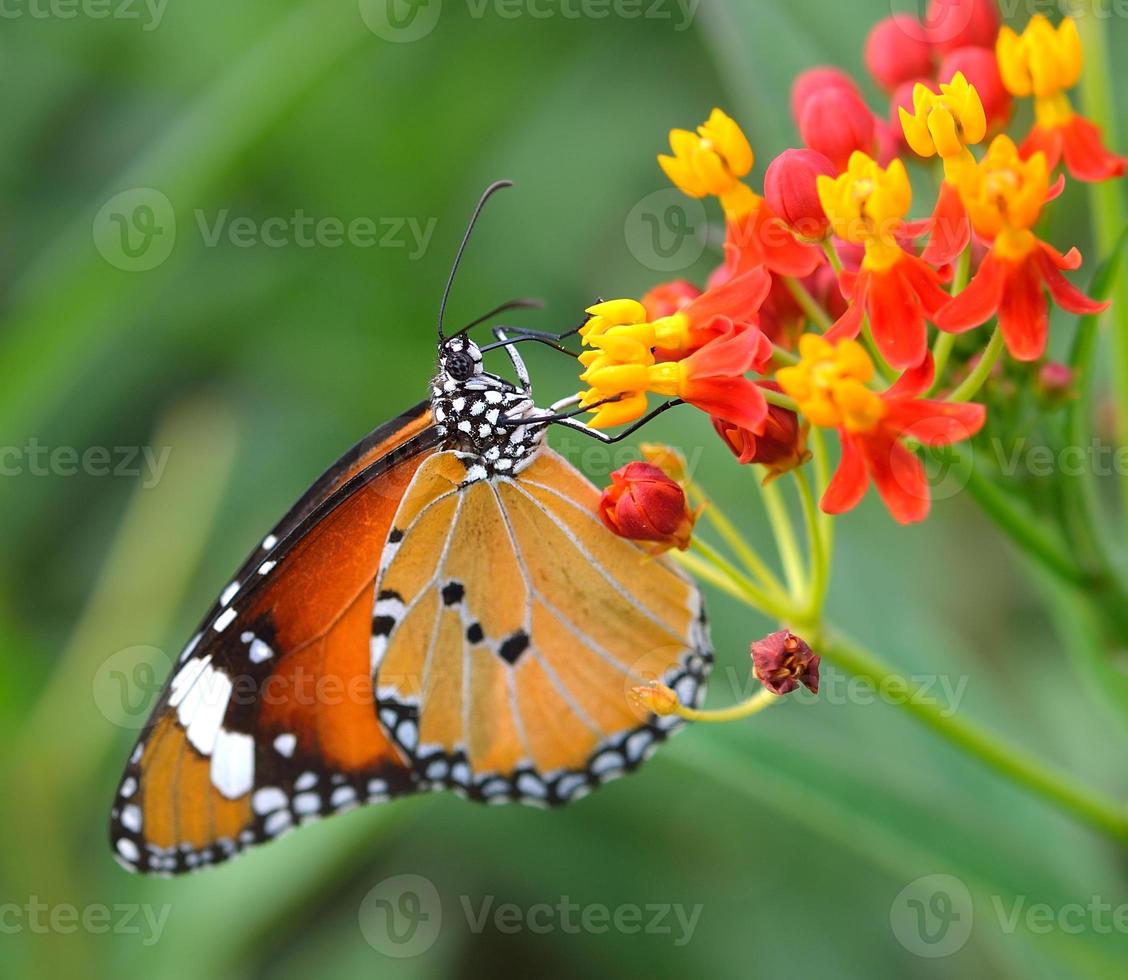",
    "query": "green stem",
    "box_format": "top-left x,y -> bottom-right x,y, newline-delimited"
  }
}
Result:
757,474 -> 807,596
948,326 -> 1003,403
794,467 -> 828,620
783,276 -> 833,332
673,687 -> 778,723
684,539 -> 797,622
686,481 -> 789,598
930,247 -> 972,392
1077,8 -> 1128,521
821,630 -> 1128,843
762,388 -> 799,413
